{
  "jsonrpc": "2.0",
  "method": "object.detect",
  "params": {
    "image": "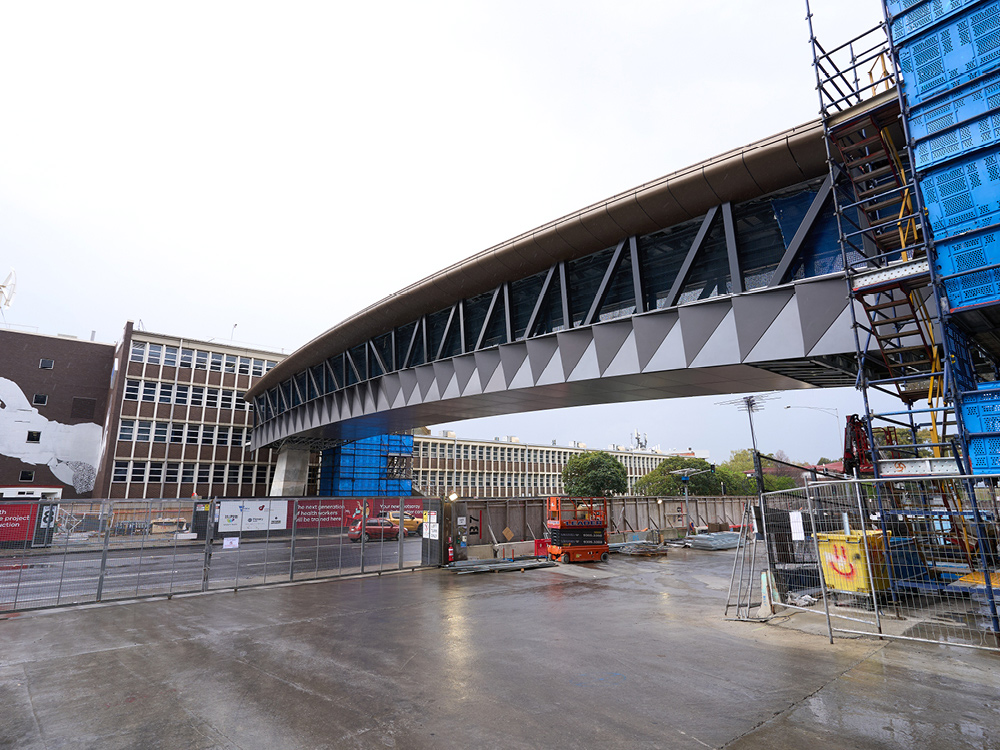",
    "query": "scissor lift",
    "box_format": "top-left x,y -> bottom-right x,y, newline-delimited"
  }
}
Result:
546,496 -> 610,564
